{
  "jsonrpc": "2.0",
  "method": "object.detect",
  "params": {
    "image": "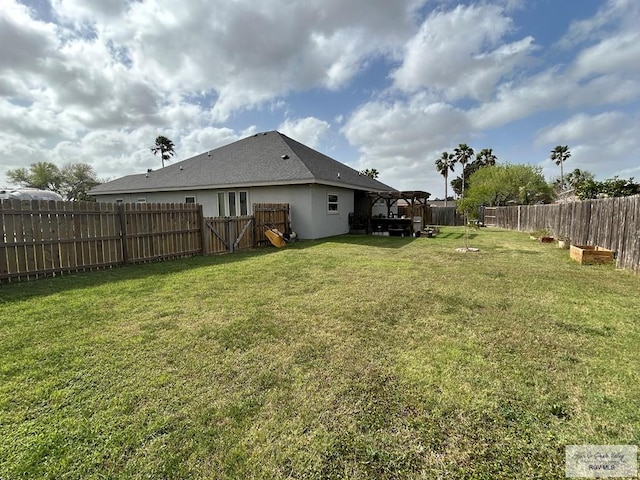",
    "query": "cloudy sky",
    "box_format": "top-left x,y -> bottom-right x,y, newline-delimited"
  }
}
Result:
1,0 -> 639,197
